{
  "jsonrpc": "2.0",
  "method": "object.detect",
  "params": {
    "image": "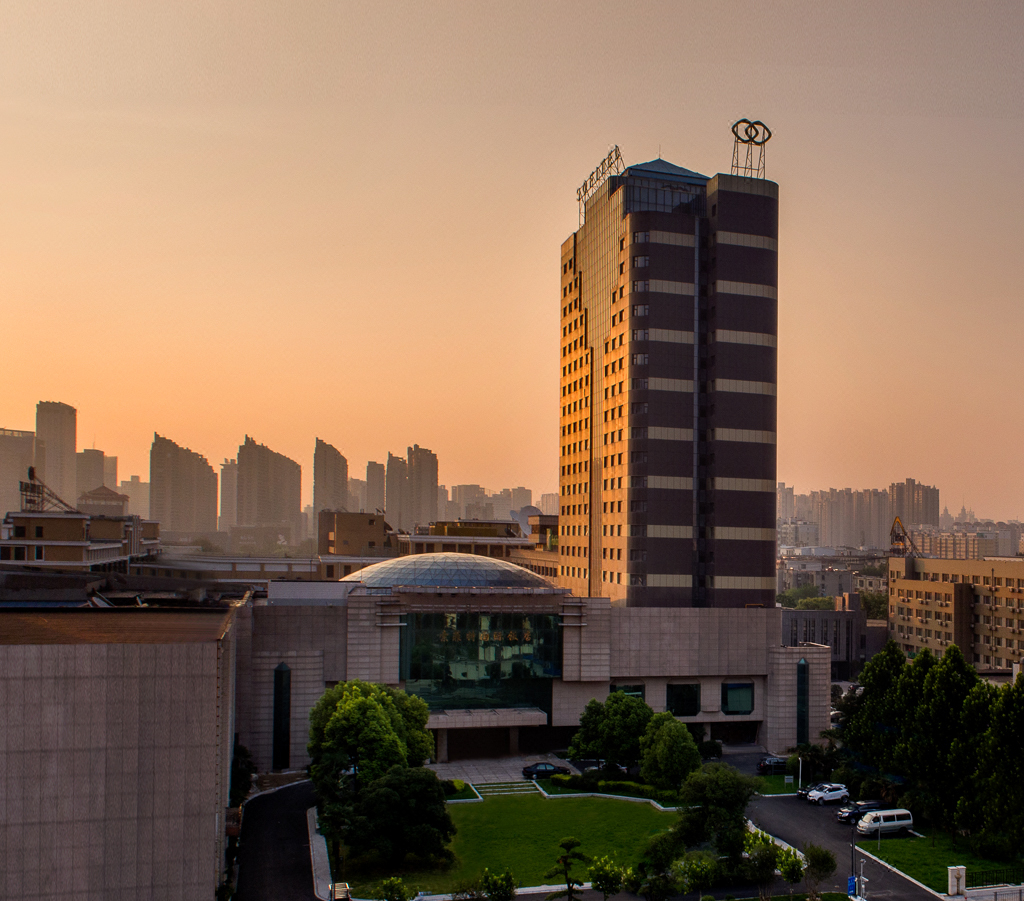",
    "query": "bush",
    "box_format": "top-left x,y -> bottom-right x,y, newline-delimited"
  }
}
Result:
376,877 -> 412,901
698,740 -> 722,760
969,831 -> 1018,863
481,867 -> 516,901
441,777 -> 468,796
